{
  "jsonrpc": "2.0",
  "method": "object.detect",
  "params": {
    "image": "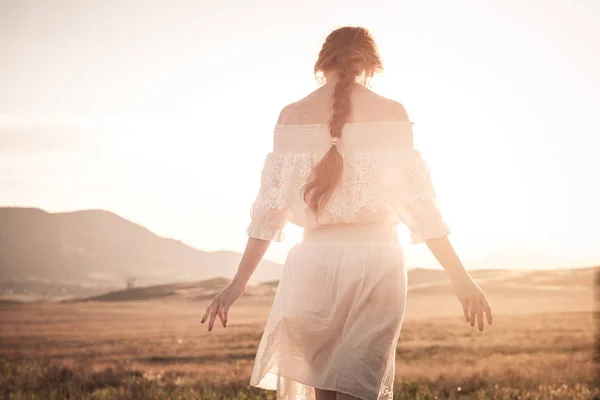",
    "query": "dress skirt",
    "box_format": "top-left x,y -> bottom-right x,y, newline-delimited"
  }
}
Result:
249,222 -> 408,400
